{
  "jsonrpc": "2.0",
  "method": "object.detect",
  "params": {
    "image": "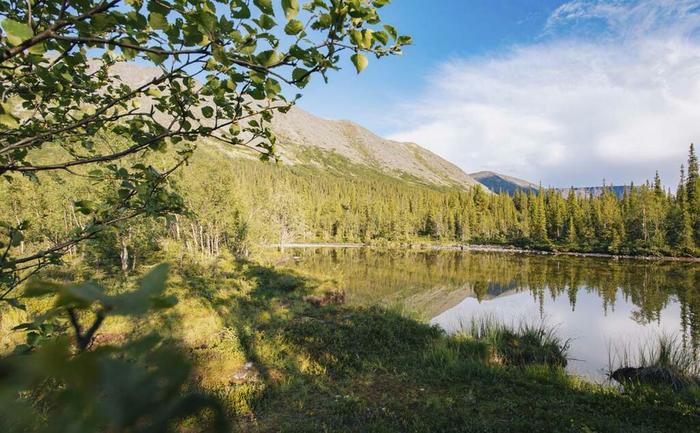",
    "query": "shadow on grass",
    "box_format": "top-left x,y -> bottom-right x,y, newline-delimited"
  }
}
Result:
184,261 -> 700,433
